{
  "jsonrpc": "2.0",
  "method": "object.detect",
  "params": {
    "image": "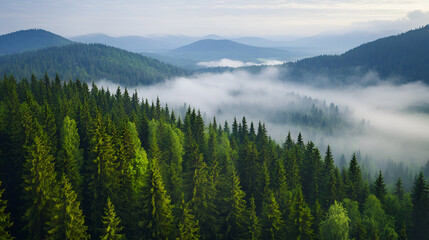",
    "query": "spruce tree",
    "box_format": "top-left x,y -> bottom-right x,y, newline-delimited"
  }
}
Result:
100,197 -> 125,240
0,181 -> 13,239
58,116 -> 83,195
143,136 -> 174,239
347,154 -> 362,202
47,175 -> 89,239
411,172 -> 429,240
177,195 -> 200,240
246,196 -> 261,240
287,188 -> 314,239
395,178 -> 404,201
22,131 -> 57,239
373,171 -> 387,203
261,192 -> 284,240
225,170 -> 248,240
